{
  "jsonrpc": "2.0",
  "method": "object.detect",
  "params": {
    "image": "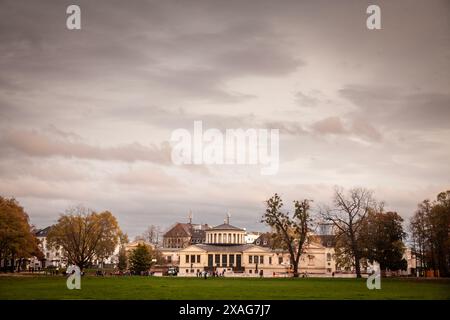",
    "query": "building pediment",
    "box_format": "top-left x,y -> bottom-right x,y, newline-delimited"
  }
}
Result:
179,245 -> 208,252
